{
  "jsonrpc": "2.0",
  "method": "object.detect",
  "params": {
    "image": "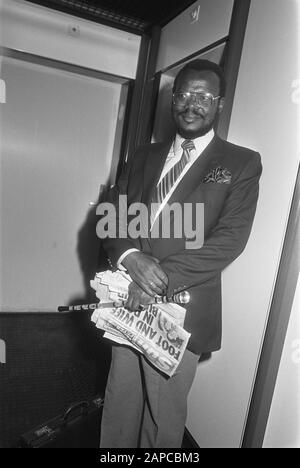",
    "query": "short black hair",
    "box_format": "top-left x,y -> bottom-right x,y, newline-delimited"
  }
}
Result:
173,59 -> 226,98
